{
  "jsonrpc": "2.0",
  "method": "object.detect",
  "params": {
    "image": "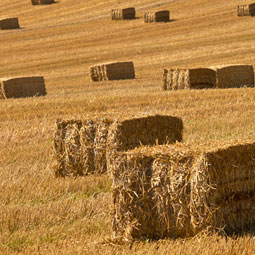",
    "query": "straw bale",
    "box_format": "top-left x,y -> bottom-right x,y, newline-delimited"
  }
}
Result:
162,68 -> 216,90
31,0 -> 54,5
111,8 -> 136,20
237,4 -> 255,16
0,77 -> 46,99
214,65 -> 254,88
144,11 -> 170,23
112,141 -> 255,240
0,18 -> 20,30
107,115 -> 183,175
94,119 -> 113,174
190,142 -> 255,235
90,62 -> 135,82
